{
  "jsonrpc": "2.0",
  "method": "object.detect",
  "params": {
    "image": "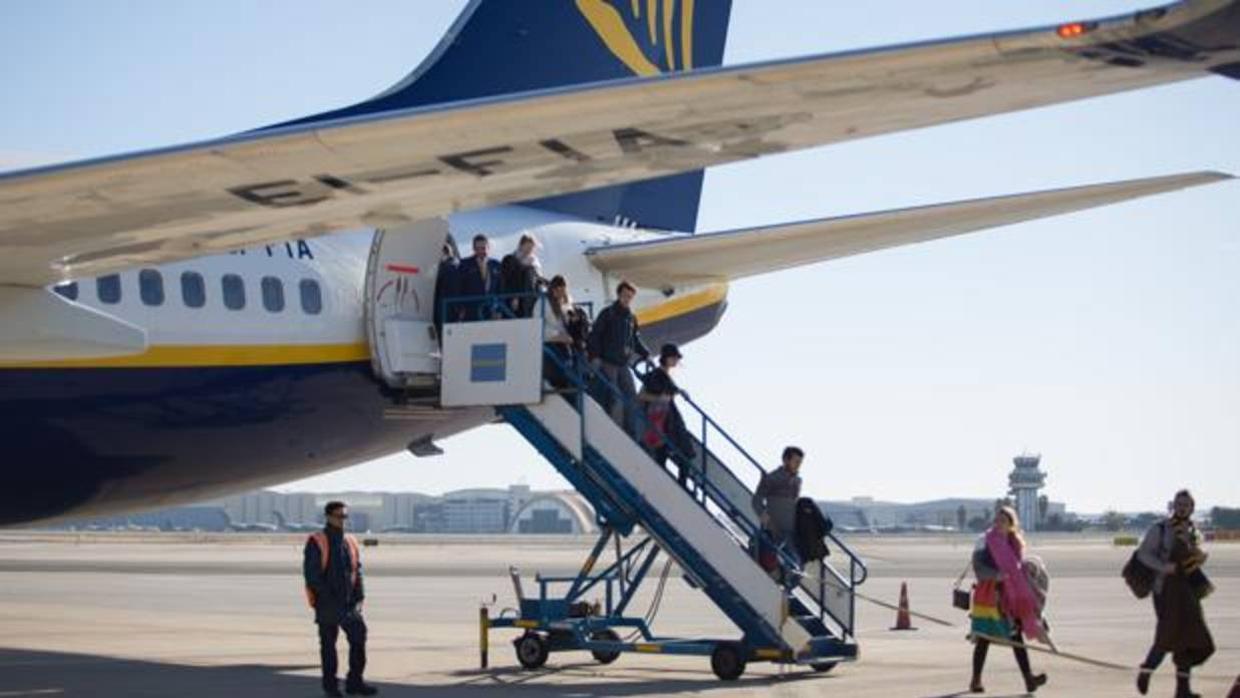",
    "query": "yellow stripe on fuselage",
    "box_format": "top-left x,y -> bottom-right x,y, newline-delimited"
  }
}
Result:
1,284 -> 728,369
0,342 -> 371,369
634,283 -> 727,326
